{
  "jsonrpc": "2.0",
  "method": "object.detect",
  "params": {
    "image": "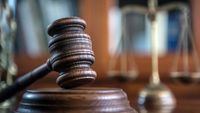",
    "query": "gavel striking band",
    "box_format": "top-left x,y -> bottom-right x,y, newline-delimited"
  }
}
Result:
0,17 -> 97,103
